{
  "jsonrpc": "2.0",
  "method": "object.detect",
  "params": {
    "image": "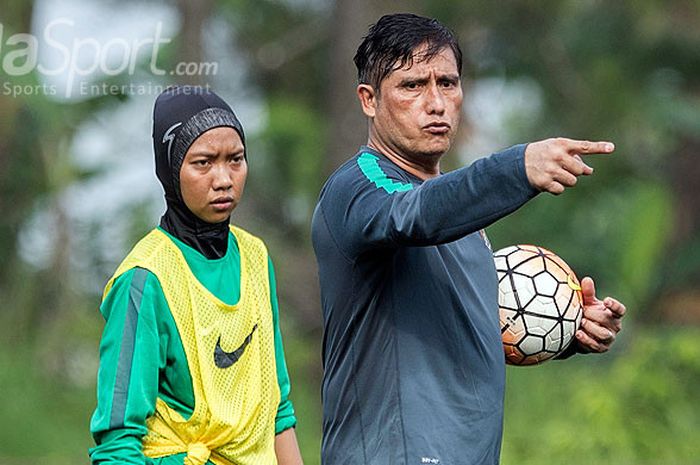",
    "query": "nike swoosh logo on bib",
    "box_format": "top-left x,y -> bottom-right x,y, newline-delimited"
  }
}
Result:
214,324 -> 258,369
